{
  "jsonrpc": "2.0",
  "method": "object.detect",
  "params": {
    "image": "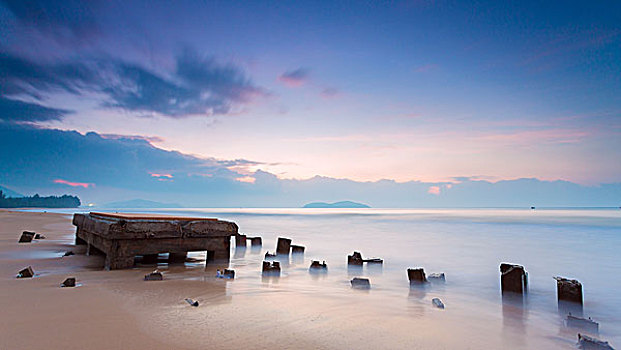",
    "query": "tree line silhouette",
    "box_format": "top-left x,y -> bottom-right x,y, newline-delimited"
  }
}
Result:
0,191 -> 81,208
